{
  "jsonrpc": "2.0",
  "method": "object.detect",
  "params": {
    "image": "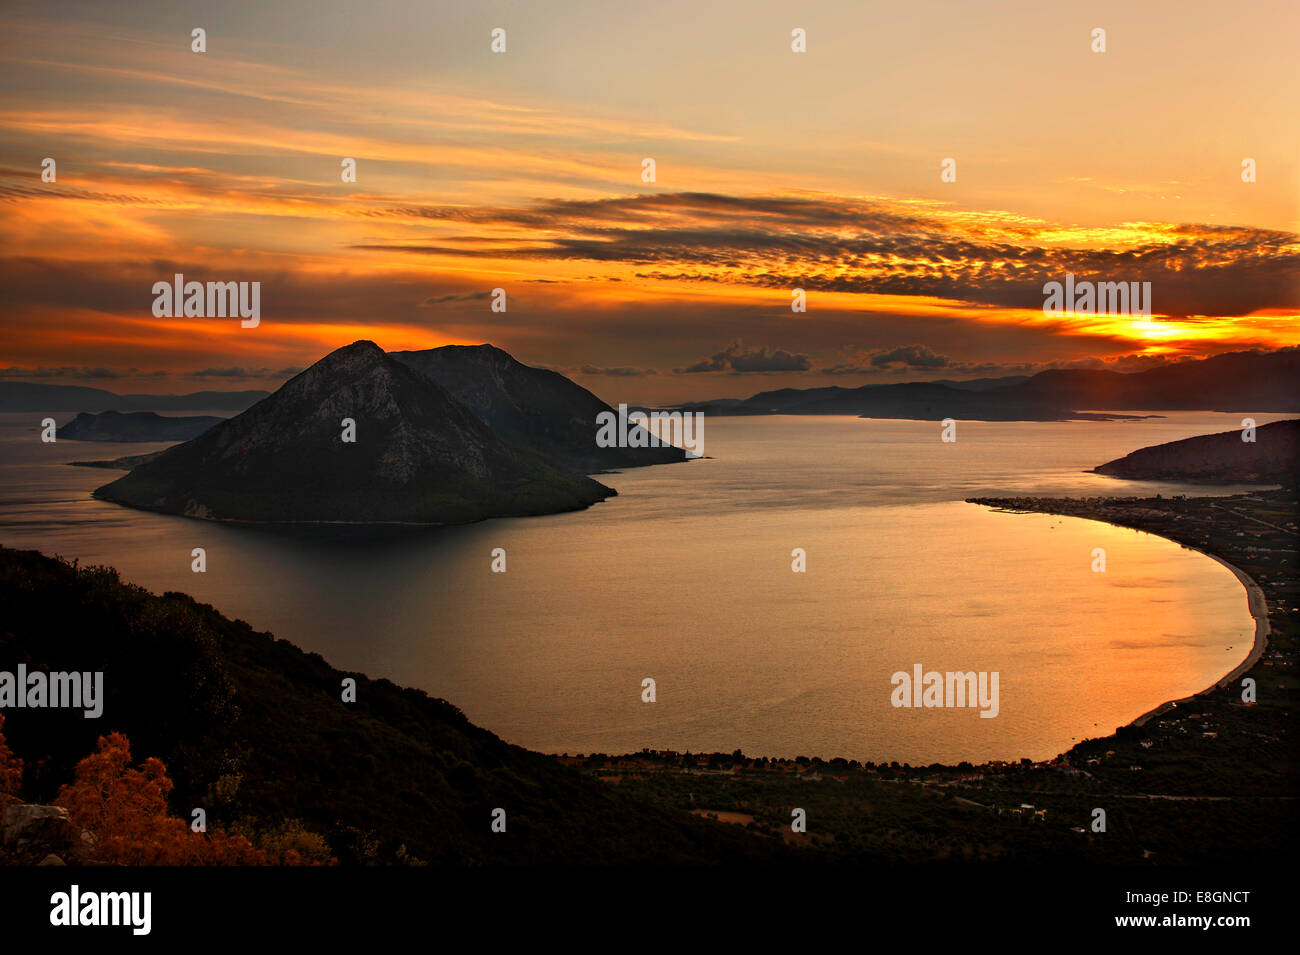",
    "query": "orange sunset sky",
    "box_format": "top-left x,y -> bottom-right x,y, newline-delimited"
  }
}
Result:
1,0 -> 1297,403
